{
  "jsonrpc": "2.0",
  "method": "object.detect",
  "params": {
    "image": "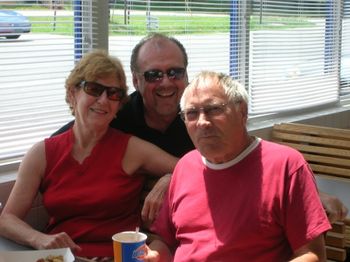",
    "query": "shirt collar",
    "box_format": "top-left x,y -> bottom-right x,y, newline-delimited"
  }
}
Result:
203,137 -> 261,170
